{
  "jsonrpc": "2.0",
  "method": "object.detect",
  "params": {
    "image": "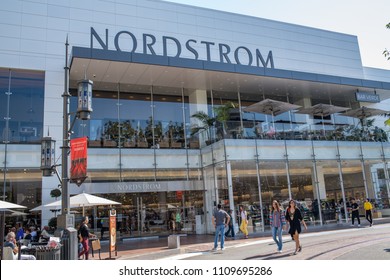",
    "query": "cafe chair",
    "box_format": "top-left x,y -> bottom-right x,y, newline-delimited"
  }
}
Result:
2,247 -> 16,260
